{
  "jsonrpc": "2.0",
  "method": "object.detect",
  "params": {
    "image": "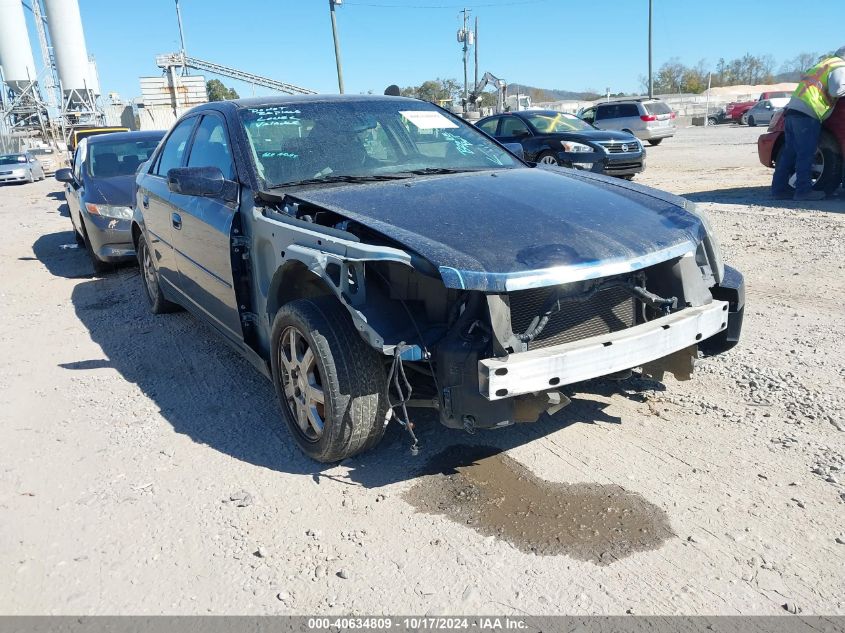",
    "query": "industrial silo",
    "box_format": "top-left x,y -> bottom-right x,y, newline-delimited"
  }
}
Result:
42,0 -> 95,106
0,0 -> 38,93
